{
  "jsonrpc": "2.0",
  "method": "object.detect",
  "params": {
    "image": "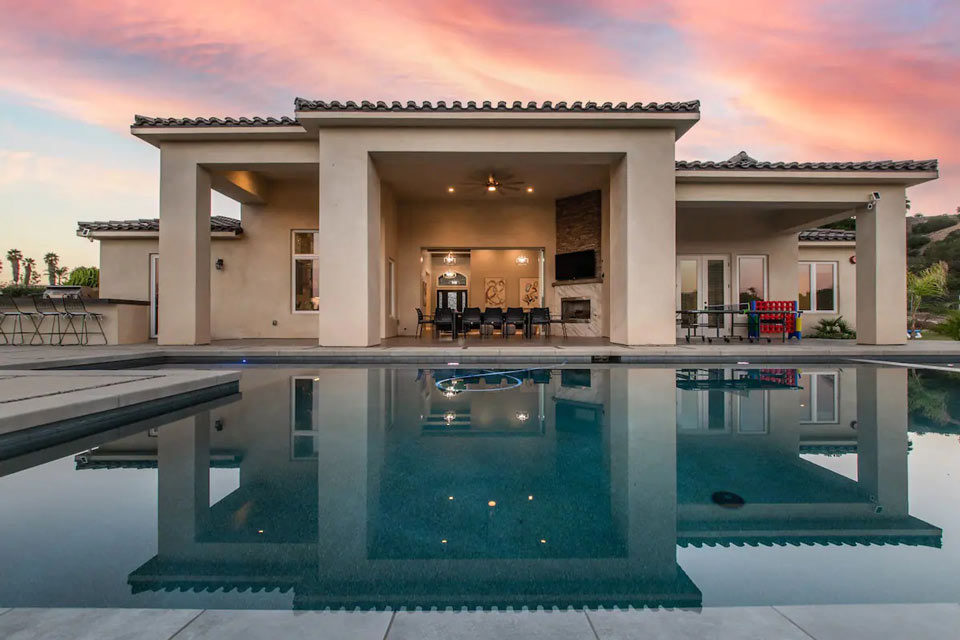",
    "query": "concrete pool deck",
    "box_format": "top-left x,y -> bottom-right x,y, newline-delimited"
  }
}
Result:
0,604 -> 958,639
0,369 -> 240,460
4,337 -> 960,369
